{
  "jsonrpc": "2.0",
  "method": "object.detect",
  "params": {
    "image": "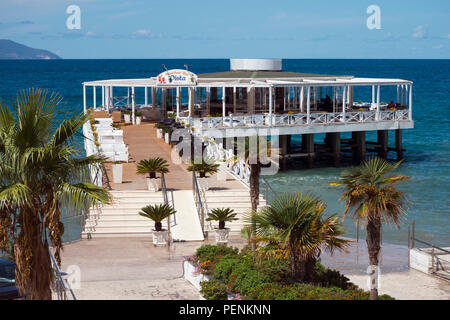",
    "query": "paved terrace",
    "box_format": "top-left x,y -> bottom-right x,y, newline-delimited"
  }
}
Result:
103,121 -> 246,192
59,236 -> 449,300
